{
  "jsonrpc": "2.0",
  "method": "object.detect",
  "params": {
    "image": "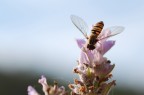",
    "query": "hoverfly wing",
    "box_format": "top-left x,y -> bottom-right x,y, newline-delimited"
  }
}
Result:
98,26 -> 124,40
71,15 -> 89,39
